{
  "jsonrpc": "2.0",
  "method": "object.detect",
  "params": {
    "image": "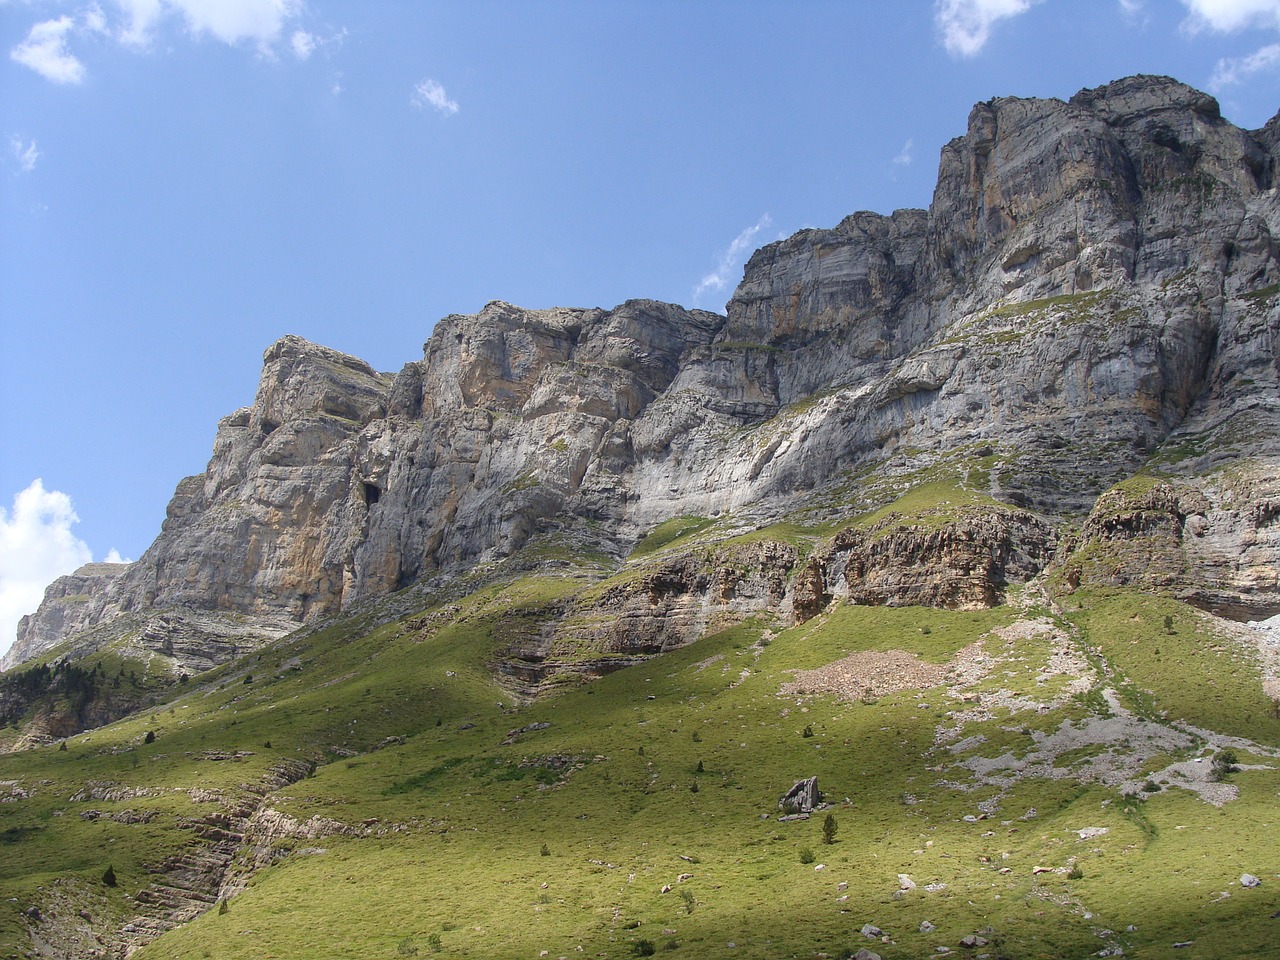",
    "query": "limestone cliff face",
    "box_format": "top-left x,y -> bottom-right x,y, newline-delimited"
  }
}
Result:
2,564 -> 130,672
10,75 -> 1280,672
